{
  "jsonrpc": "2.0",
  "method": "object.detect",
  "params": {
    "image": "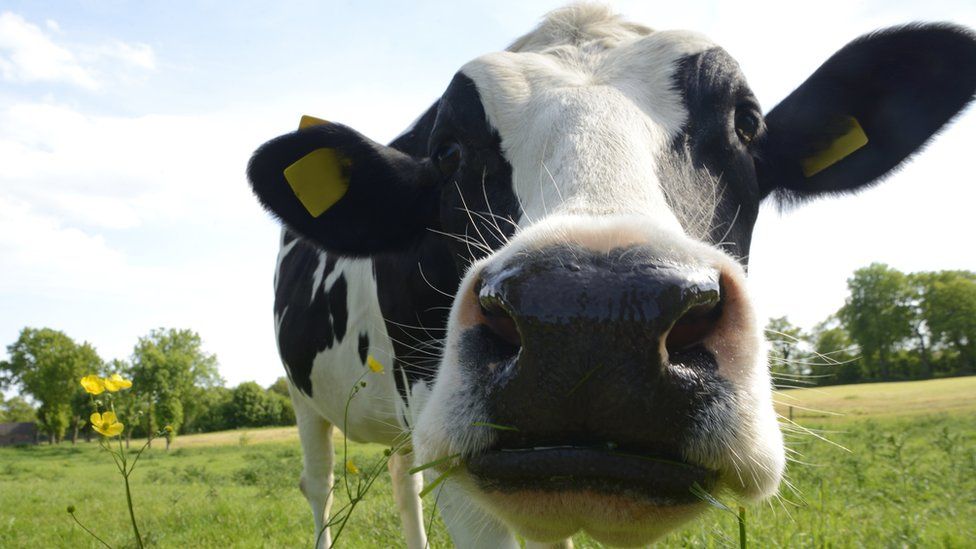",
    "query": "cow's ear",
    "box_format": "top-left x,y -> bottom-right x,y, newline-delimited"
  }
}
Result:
757,24 -> 976,201
247,117 -> 441,256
